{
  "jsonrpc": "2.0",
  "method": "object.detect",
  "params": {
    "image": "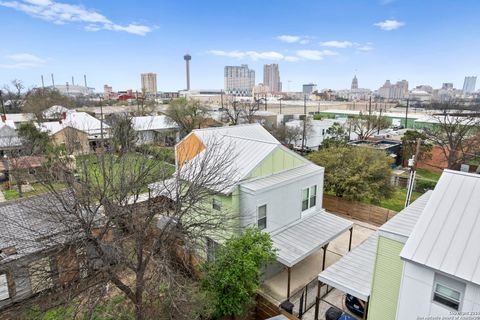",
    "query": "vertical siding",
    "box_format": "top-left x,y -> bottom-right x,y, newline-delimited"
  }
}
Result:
368,236 -> 405,320
249,147 -> 306,178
